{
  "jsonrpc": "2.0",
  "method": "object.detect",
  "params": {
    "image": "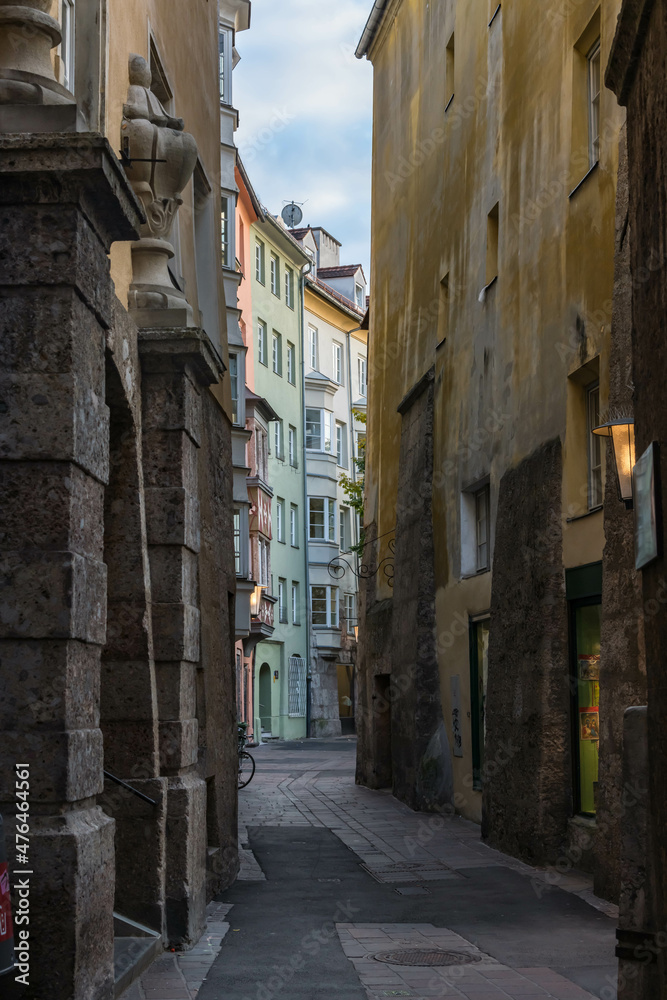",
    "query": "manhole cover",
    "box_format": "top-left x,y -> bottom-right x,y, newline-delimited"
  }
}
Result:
374,949 -> 482,967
